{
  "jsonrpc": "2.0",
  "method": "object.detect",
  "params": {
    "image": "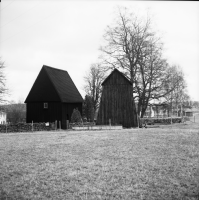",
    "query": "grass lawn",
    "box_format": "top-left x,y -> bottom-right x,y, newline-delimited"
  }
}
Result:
0,124 -> 199,199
